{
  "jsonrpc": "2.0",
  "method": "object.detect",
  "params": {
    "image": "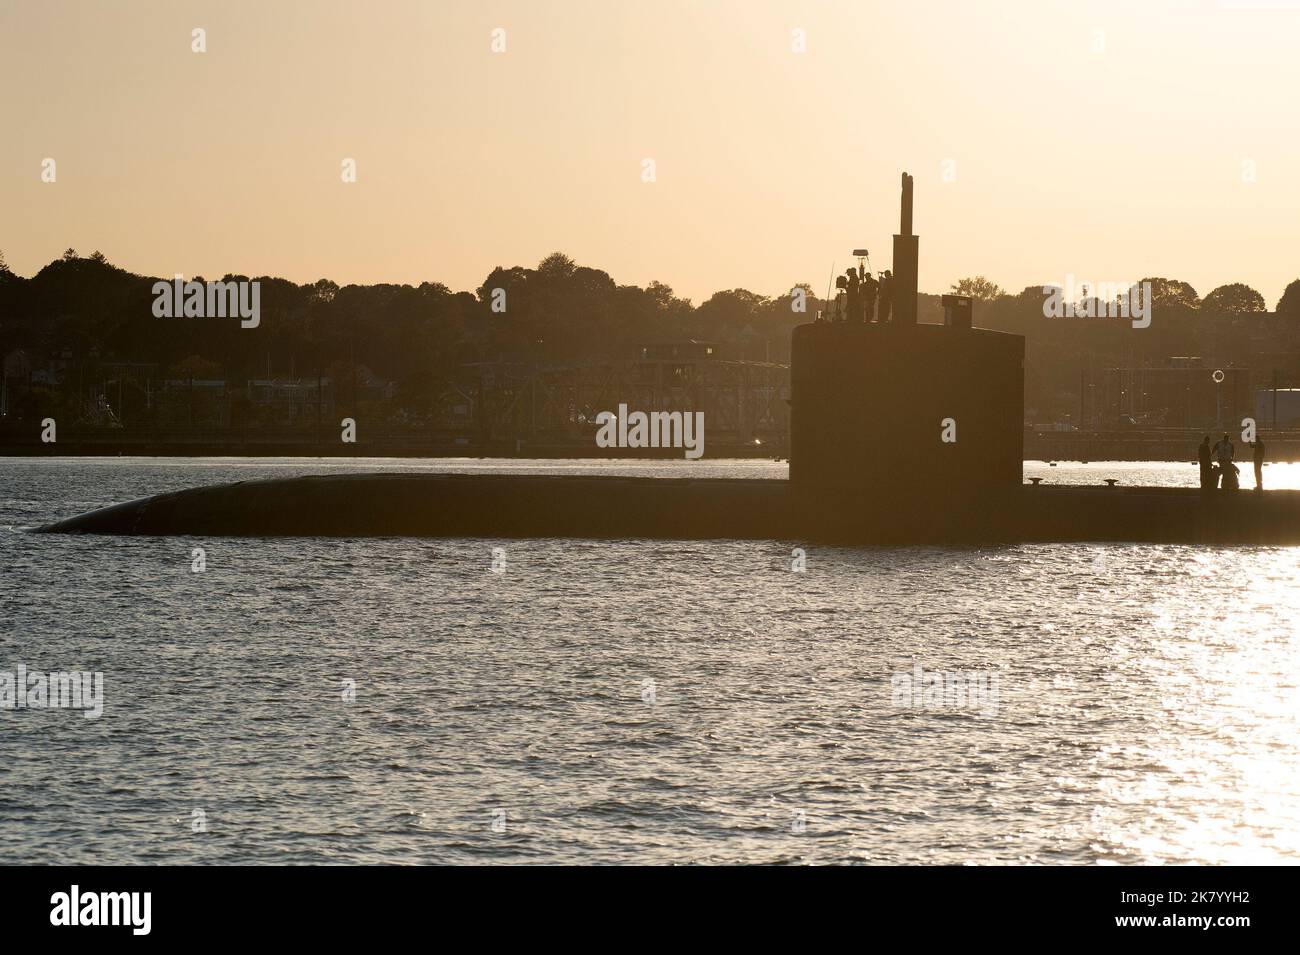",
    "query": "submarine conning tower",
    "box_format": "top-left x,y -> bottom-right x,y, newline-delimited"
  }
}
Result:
790,172 -> 1024,535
